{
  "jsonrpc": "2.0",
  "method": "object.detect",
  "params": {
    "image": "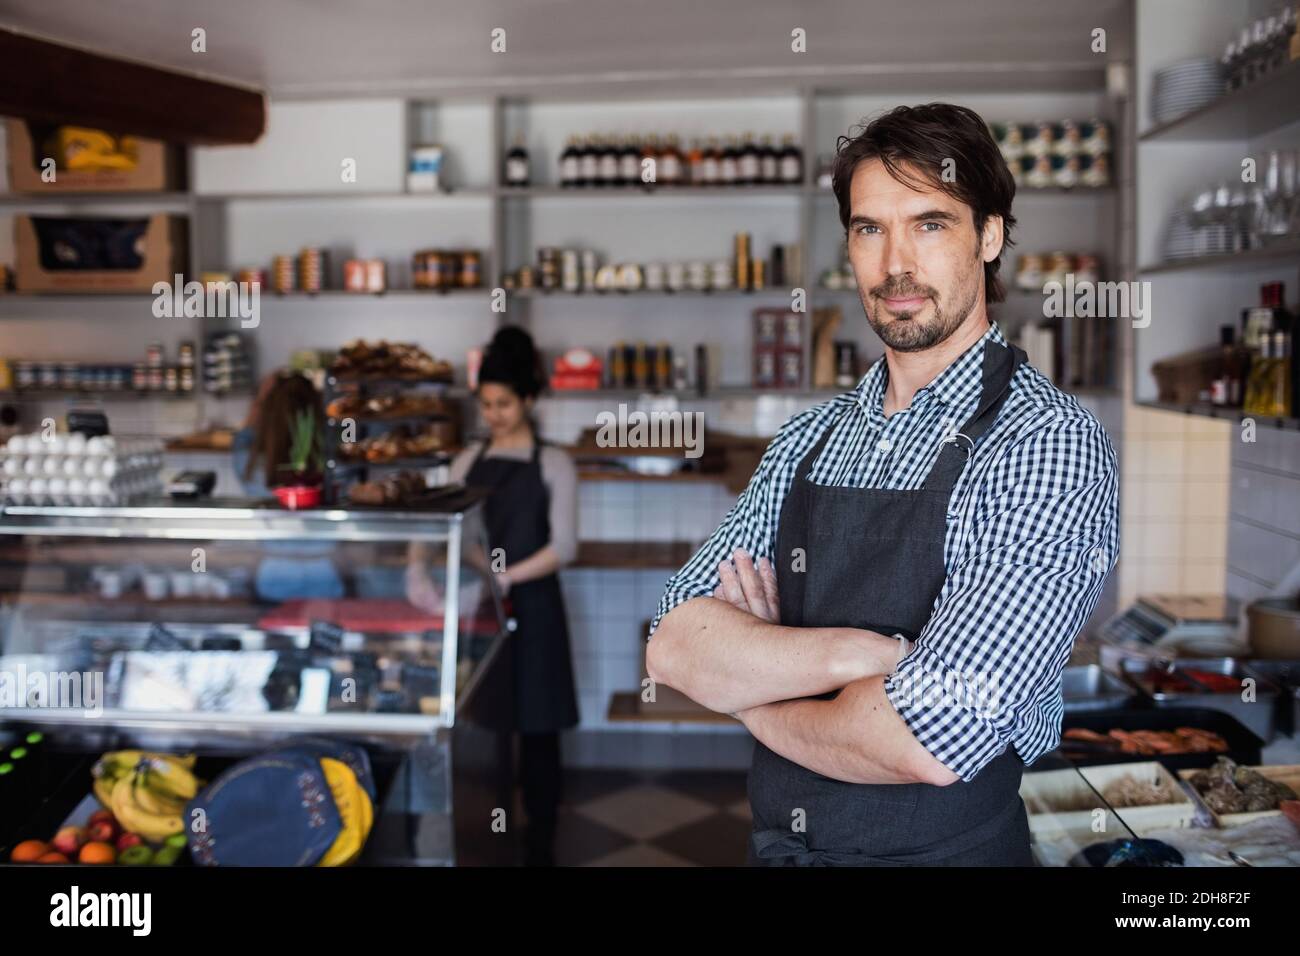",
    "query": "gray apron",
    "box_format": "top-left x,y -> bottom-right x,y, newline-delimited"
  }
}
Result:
748,340 -> 1034,866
